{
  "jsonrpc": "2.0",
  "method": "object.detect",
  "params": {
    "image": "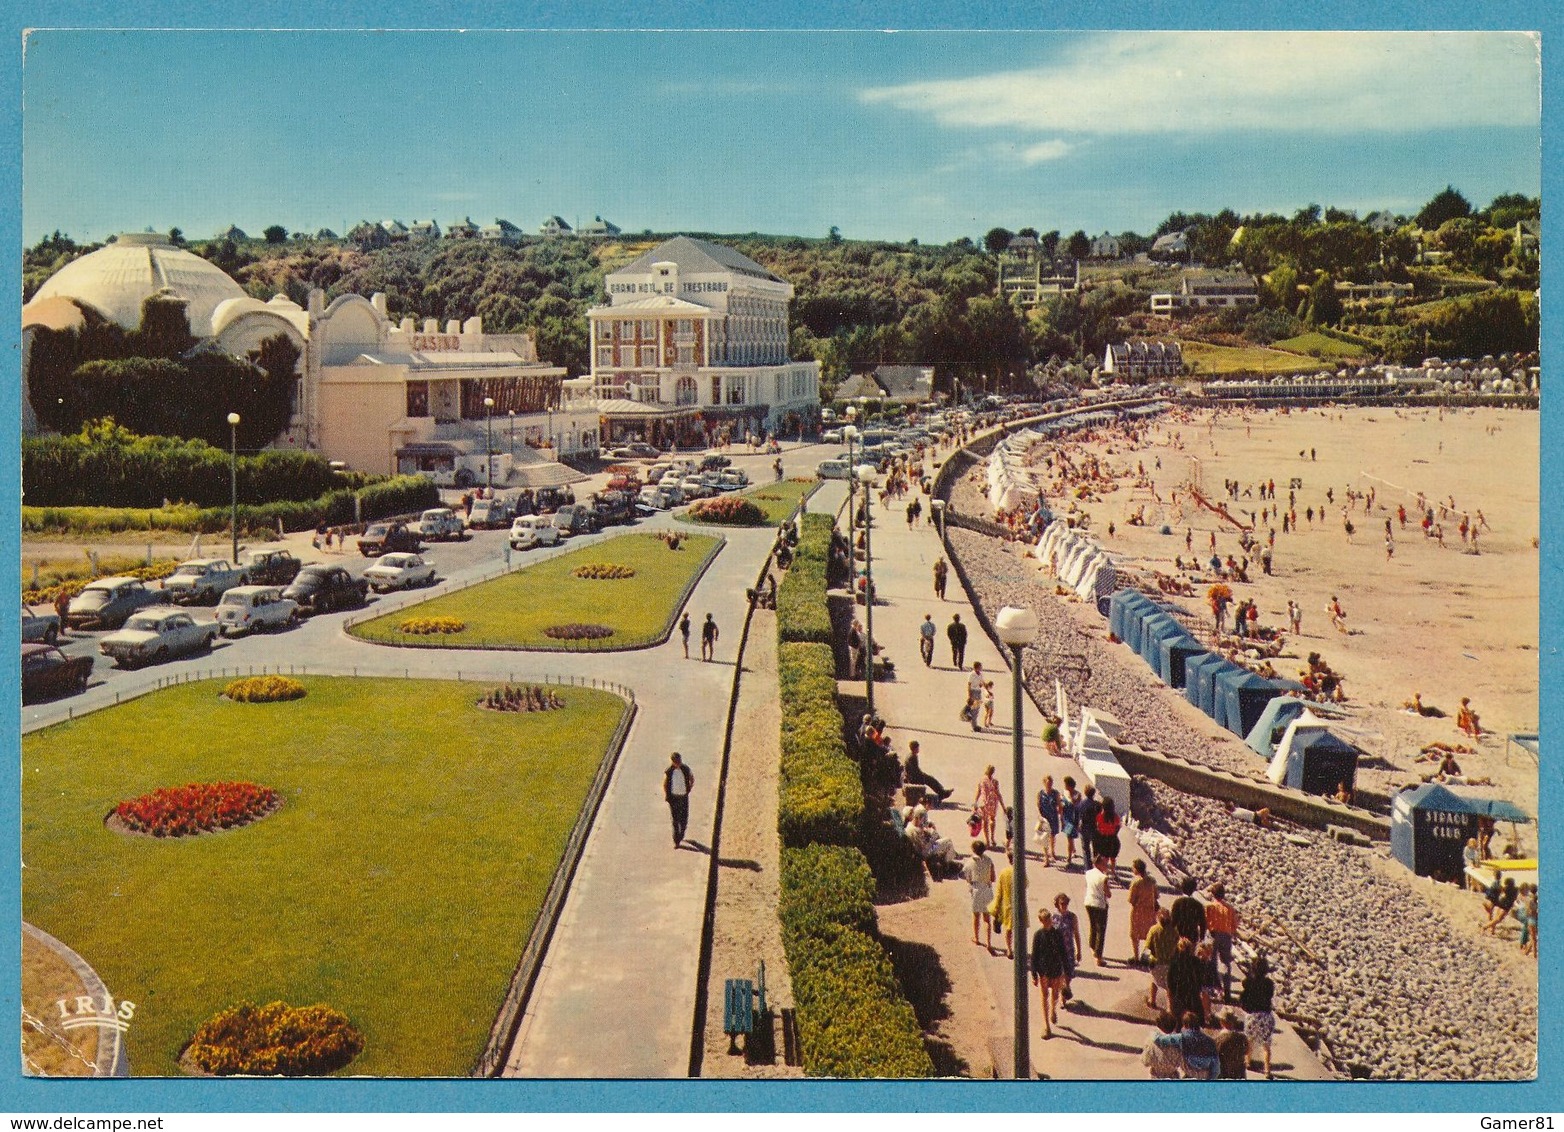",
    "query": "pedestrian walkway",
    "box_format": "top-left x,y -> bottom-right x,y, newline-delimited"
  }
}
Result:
847,478 -> 1331,1080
